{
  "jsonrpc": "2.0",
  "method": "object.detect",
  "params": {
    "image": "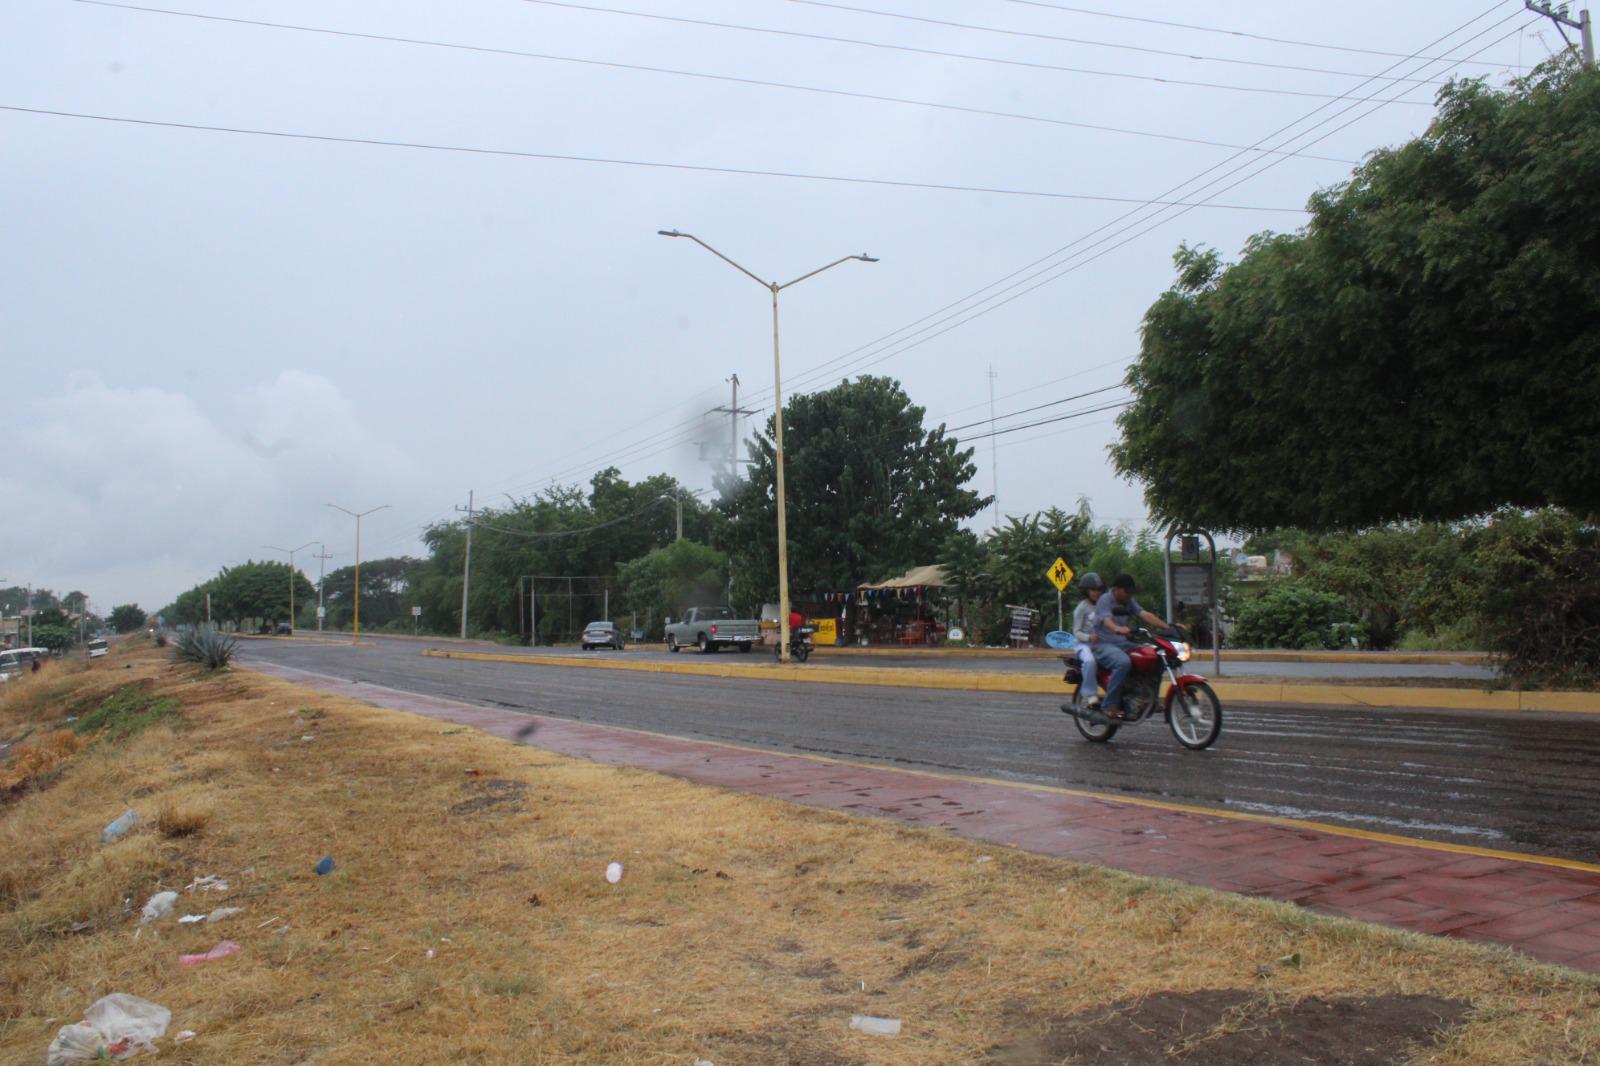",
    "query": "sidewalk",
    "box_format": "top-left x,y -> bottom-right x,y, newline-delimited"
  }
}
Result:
253,661 -> 1600,973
